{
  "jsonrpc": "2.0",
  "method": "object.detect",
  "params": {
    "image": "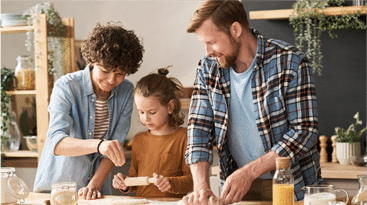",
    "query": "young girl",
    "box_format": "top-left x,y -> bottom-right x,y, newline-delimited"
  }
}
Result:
112,66 -> 193,198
